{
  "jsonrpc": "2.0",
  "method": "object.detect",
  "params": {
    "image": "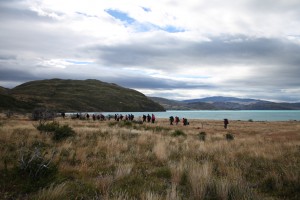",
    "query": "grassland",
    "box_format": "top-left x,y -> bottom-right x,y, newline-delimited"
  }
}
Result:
0,114 -> 299,199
